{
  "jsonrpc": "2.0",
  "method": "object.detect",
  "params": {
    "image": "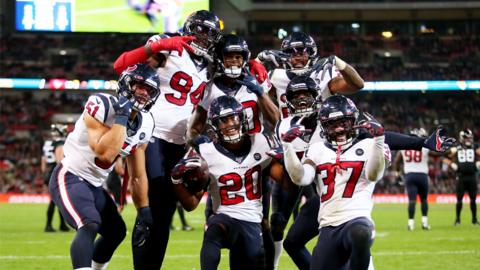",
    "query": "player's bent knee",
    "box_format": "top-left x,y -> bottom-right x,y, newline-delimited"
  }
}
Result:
204,223 -> 227,244
349,225 -> 372,248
